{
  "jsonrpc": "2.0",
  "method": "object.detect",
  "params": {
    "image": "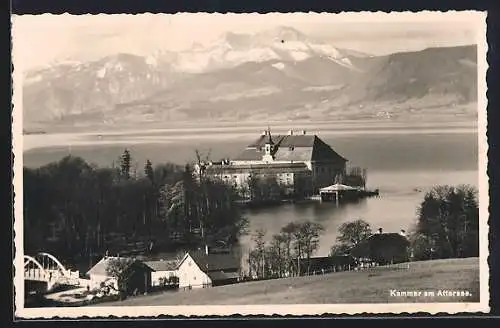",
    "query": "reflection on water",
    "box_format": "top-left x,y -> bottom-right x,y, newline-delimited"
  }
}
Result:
239,170 -> 478,257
